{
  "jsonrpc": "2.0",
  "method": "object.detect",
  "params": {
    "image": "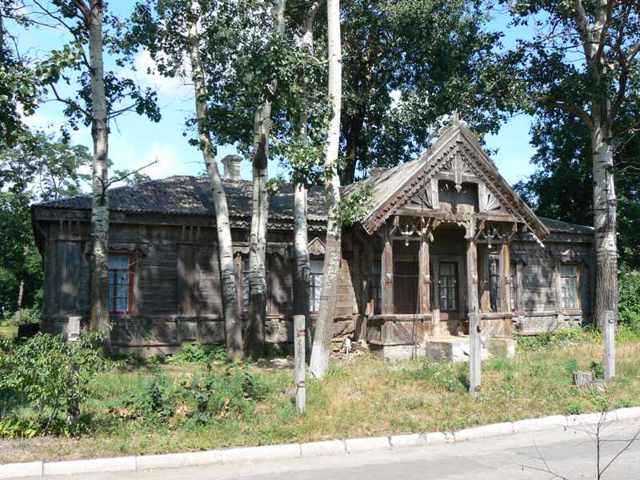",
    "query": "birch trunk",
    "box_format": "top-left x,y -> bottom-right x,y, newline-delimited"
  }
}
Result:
309,0 -> 342,379
293,3 -> 319,332
246,0 -> 286,358
592,113 -> 618,380
188,0 -> 243,358
15,279 -> 24,324
87,0 -> 110,338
